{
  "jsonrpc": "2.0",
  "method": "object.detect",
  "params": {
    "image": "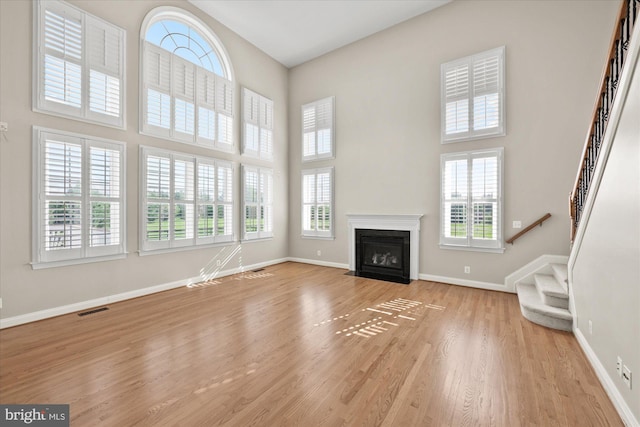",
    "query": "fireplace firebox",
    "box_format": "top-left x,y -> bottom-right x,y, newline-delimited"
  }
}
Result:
355,229 -> 411,284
